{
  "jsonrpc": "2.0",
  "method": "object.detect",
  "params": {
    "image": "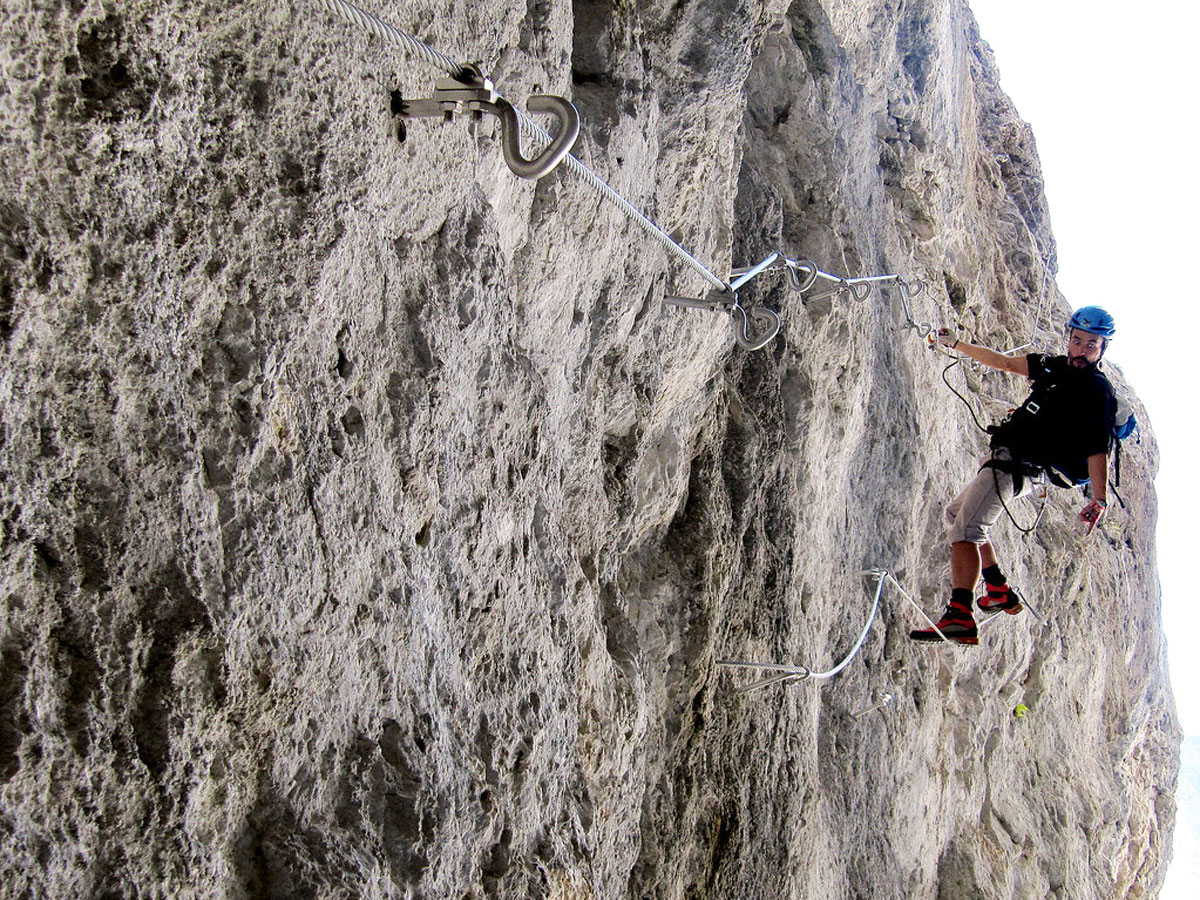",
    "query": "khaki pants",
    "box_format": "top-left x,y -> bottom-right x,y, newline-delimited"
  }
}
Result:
945,450 -> 1033,544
